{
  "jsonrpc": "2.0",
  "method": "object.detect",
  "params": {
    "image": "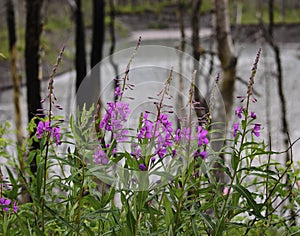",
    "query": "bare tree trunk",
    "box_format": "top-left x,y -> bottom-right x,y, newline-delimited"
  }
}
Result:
91,0 -> 105,137
191,0 -> 209,120
213,0 -> 237,116
75,0 -> 86,93
91,0 -> 105,68
25,0 -> 44,176
108,0 -> 119,102
74,0 -> 89,114
6,0 -> 23,149
176,0 -> 185,129
6,0 -> 29,203
212,0 -> 237,184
